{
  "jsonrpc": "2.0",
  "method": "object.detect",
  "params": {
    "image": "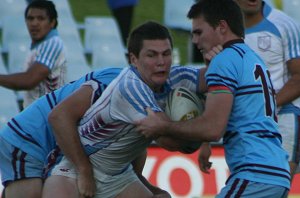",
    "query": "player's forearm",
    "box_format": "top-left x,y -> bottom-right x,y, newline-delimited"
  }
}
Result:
0,73 -> 37,90
276,75 -> 300,106
165,116 -> 223,142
